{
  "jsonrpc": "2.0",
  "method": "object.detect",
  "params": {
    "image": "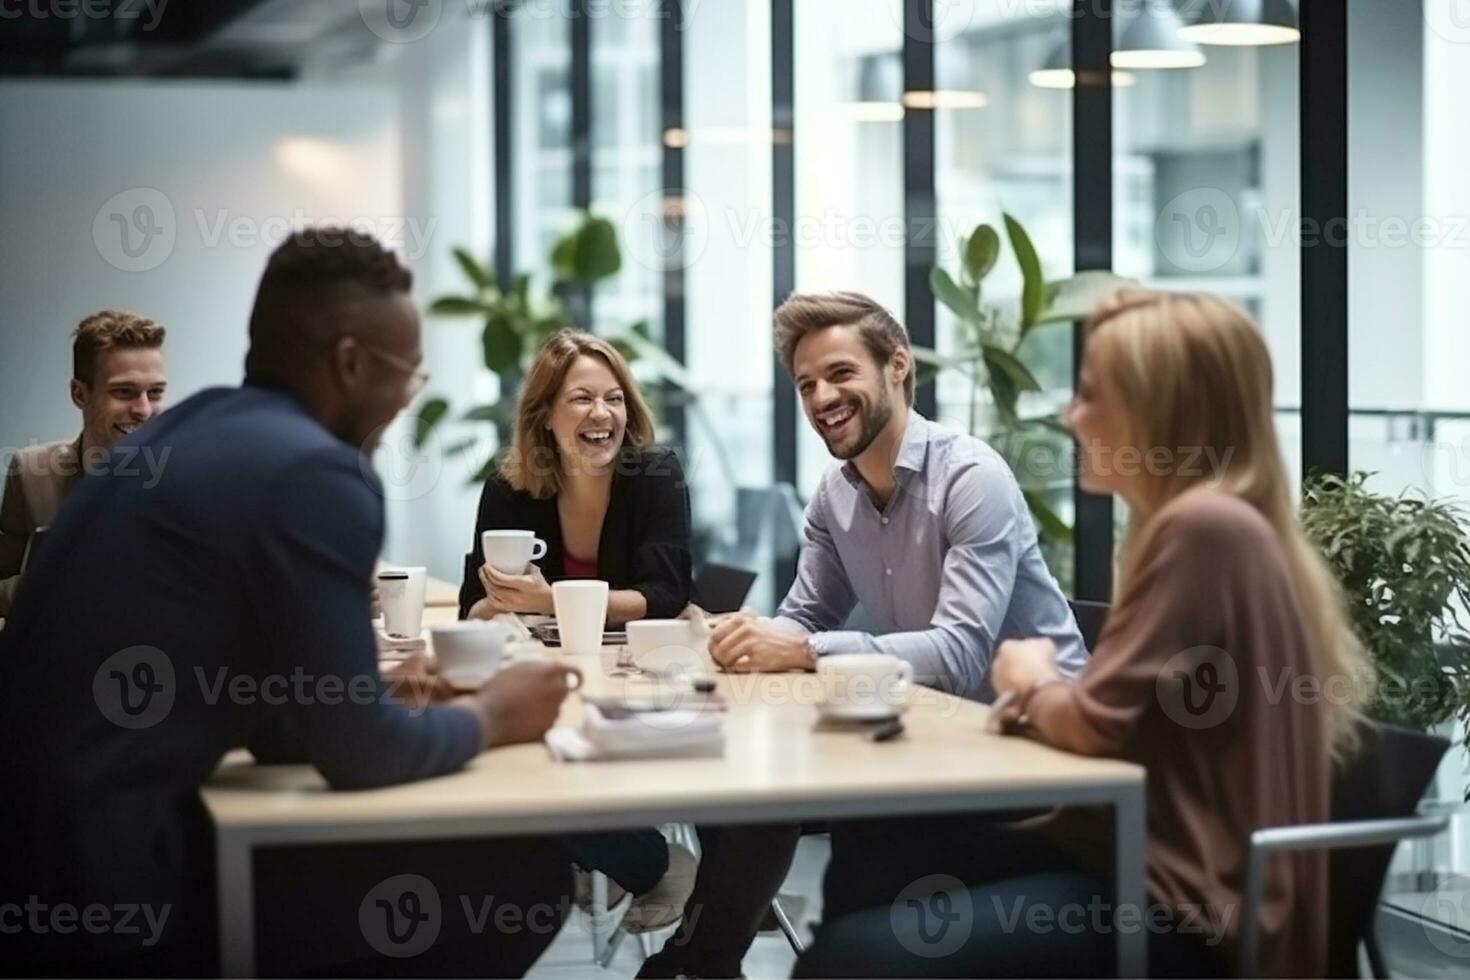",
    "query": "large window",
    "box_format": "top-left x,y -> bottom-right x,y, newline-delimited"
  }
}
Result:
793,0 -> 905,498
680,0 -> 778,608
592,6 -> 662,339
511,6 -> 573,273
935,5 -> 1076,586
1112,1 -> 1302,482
1348,0 -> 1470,954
